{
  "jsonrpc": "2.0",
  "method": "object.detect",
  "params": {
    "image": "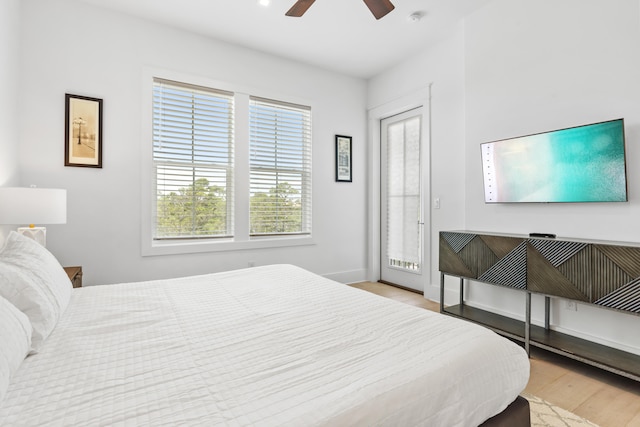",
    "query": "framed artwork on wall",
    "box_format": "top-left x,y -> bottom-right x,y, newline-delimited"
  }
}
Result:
65,93 -> 103,168
335,135 -> 352,182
